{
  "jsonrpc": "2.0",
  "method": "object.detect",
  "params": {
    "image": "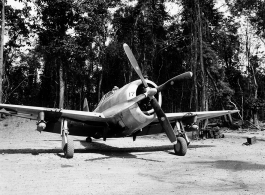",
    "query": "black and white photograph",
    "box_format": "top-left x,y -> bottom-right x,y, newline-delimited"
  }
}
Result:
1,0 -> 265,194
